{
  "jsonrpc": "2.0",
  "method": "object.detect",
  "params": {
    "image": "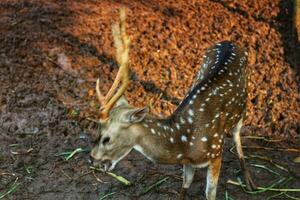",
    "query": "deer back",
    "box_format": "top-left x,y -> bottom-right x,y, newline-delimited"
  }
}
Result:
164,41 -> 248,163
